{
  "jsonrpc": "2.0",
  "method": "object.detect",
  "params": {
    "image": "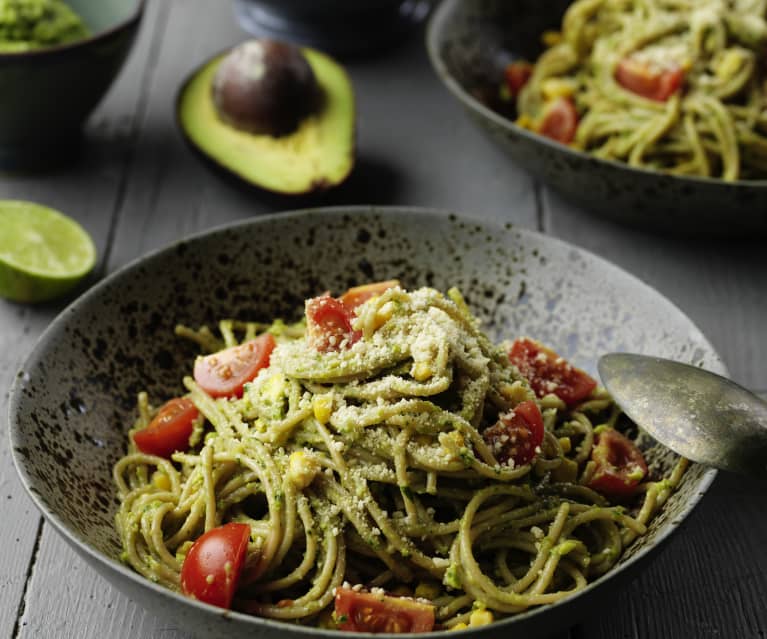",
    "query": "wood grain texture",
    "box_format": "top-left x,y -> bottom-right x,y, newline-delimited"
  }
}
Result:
6,1 -> 172,637
543,190 -> 767,638
541,189 -> 767,390
0,3 -> 166,632
4,0 -> 766,636
574,474 -> 767,639
107,0 -> 539,270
